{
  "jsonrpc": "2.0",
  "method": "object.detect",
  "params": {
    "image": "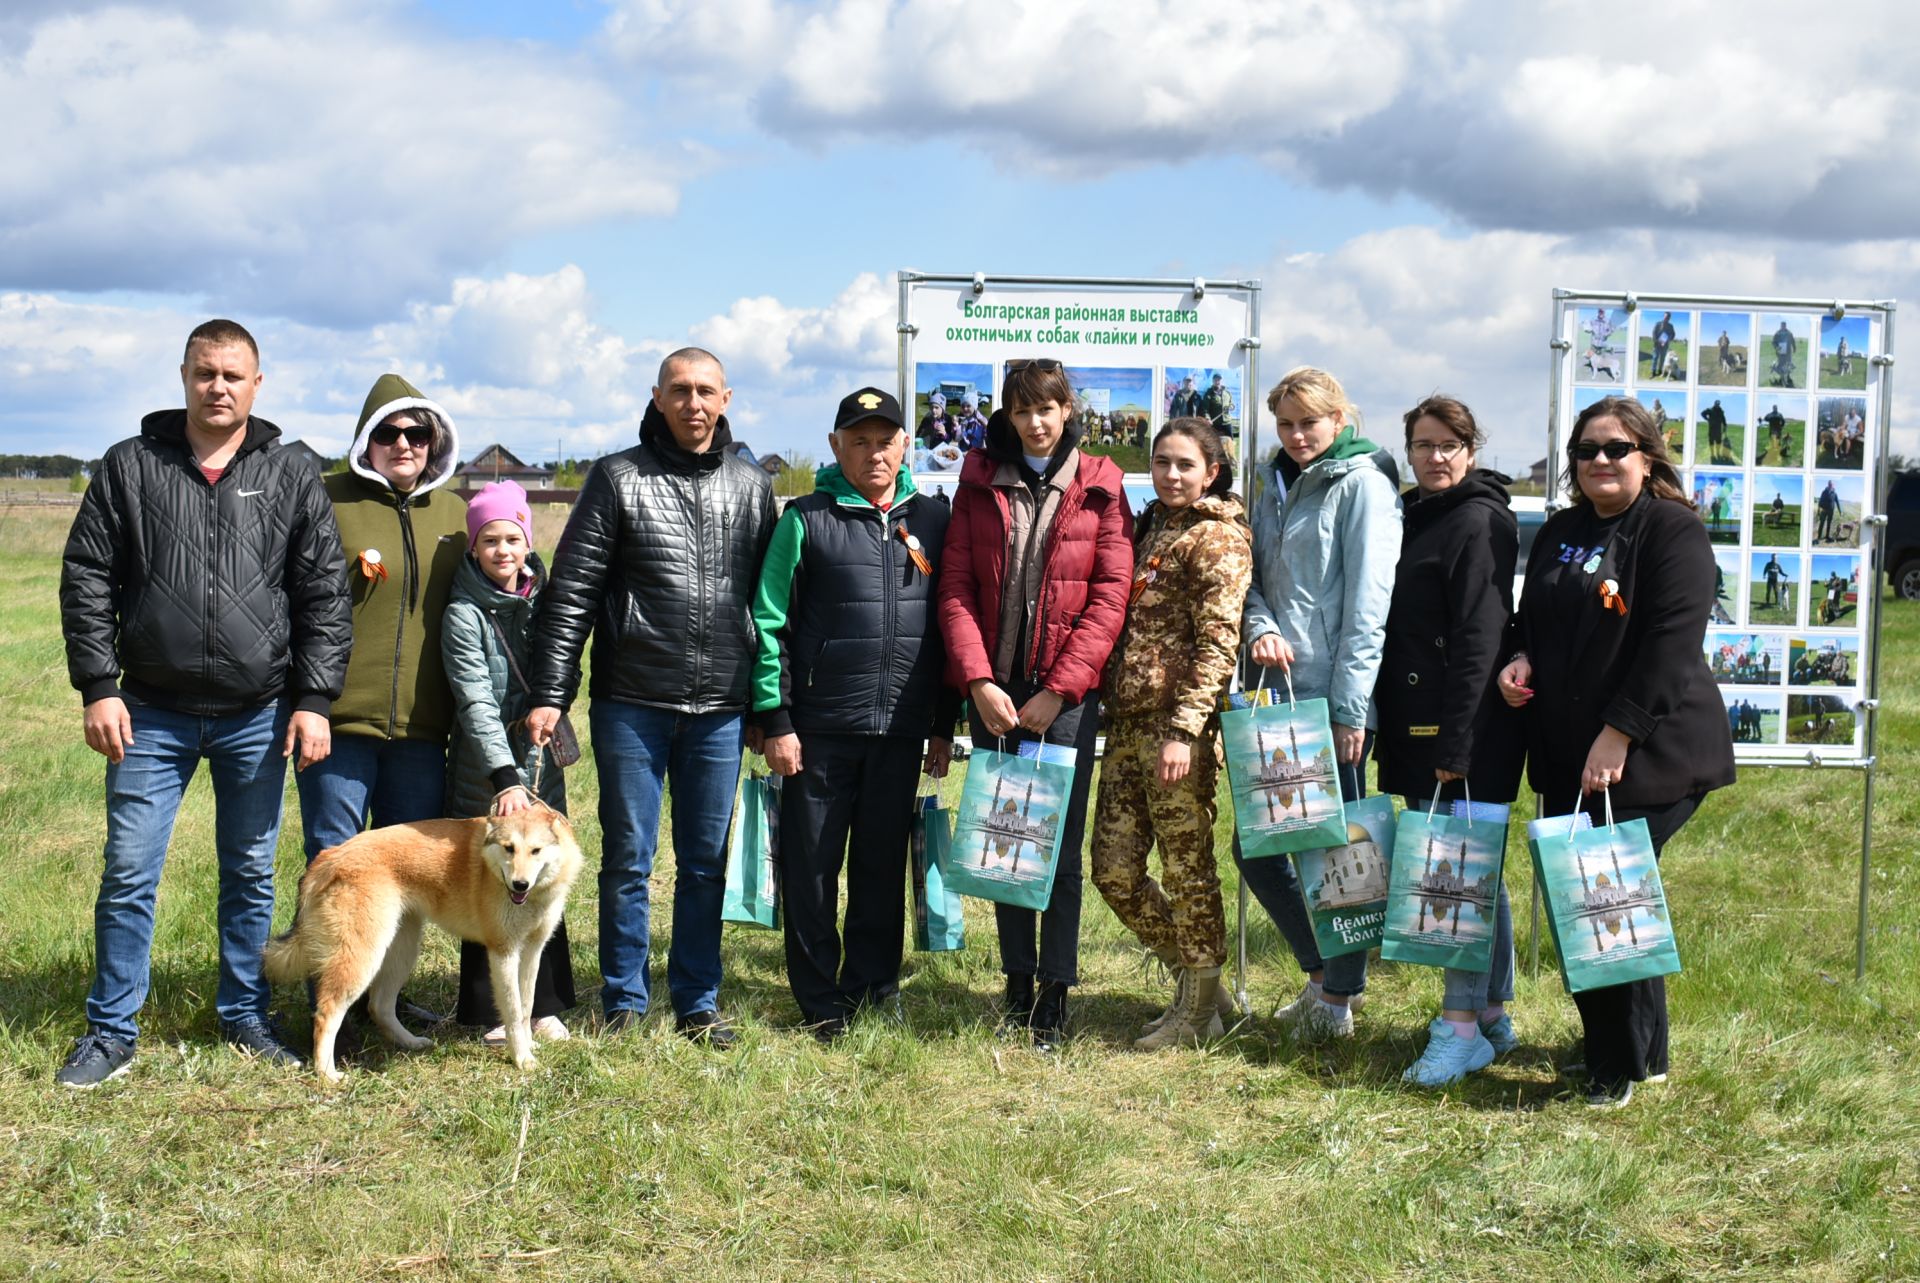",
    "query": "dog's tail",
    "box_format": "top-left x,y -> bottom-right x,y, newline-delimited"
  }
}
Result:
262,919 -> 315,983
